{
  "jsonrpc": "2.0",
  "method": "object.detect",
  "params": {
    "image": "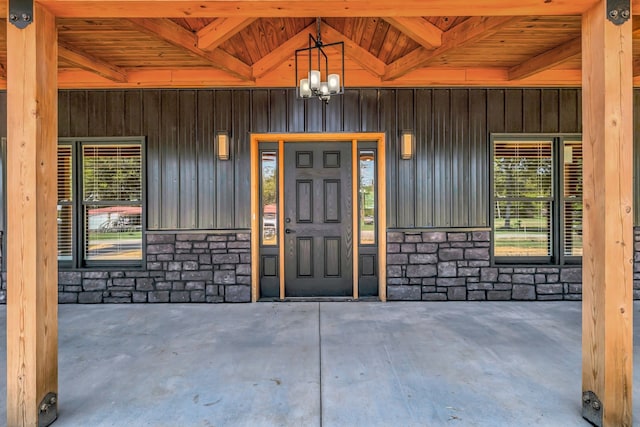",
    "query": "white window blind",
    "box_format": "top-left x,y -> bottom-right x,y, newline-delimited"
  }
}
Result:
563,140 -> 583,257
57,145 -> 73,261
